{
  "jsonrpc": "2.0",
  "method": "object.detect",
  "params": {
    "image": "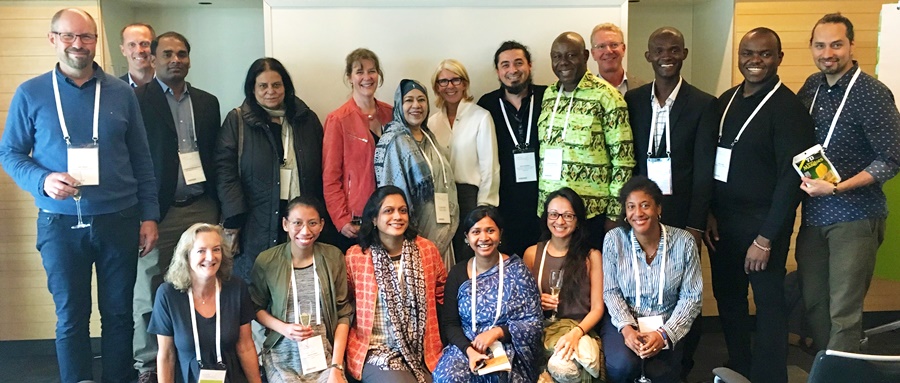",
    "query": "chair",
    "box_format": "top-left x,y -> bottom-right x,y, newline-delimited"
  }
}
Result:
712,350 -> 900,383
